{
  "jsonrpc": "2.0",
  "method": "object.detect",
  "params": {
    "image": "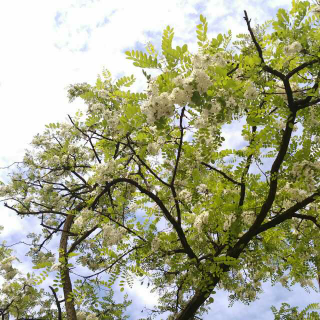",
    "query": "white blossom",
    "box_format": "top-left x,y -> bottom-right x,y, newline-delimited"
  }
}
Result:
194,116 -> 208,129
194,211 -> 209,231
1,262 -> 12,272
191,69 -> 212,94
283,41 -> 302,55
102,224 -> 126,246
244,84 -> 259,100
212,52 -> 227,67
77,311 -> 87,320
179,189 -> 192,201
50,262 -> 61,272
169,87 -> 192,106
173,75 -> 184,86
4,269 -> 18,280
95,160 -> 118,184
148,142 -> 160,156
151,236 -> 161,251
196,184 -> 208,194
192,53 -> 214,69
74,216 -> 84,228
86,314 -> 98,320
223,214 -> 236,230
209,101 -> 222,114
